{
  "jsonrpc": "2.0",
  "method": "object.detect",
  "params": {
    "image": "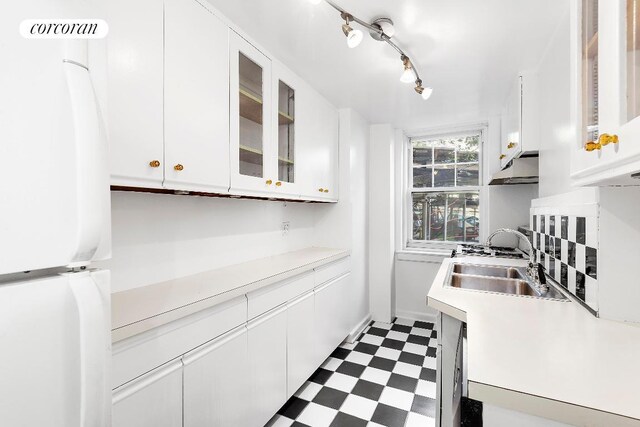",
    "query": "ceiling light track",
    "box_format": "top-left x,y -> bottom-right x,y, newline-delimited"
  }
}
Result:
315,0 -> 432,100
